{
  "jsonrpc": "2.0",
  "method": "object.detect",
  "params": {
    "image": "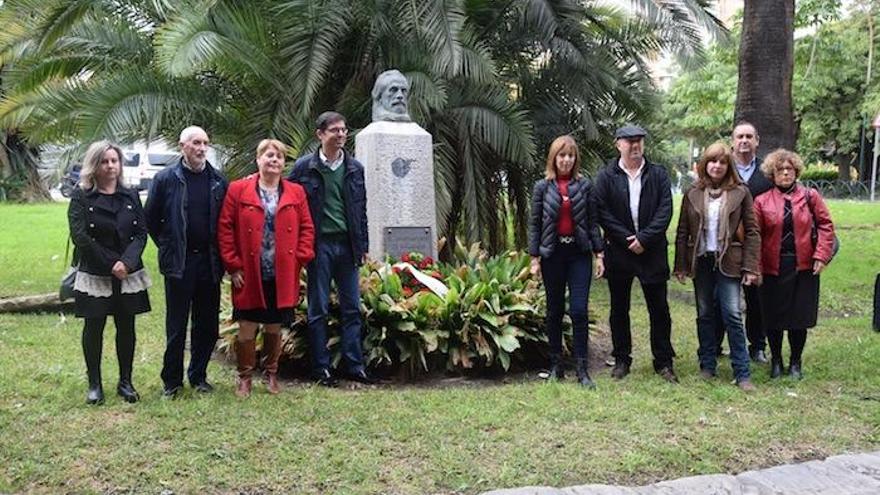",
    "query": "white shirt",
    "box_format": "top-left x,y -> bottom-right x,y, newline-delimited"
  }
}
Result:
704,196 -> 722,253
618,159 -> 645,232
319,149 -> 344,171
